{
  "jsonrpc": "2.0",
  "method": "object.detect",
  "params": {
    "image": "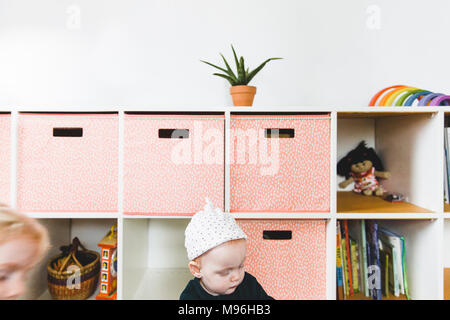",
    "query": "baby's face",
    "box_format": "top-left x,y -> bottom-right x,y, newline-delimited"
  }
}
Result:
198,239 -> 246,296
0,237 -> 40,300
